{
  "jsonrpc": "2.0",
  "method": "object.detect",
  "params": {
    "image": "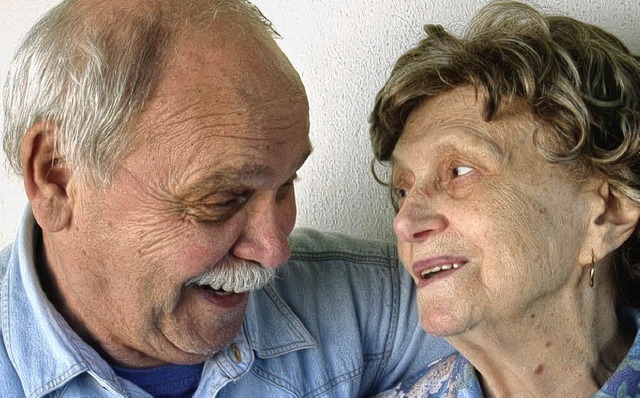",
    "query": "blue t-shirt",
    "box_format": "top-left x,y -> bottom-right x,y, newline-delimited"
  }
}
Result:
112,363 -> 204,398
